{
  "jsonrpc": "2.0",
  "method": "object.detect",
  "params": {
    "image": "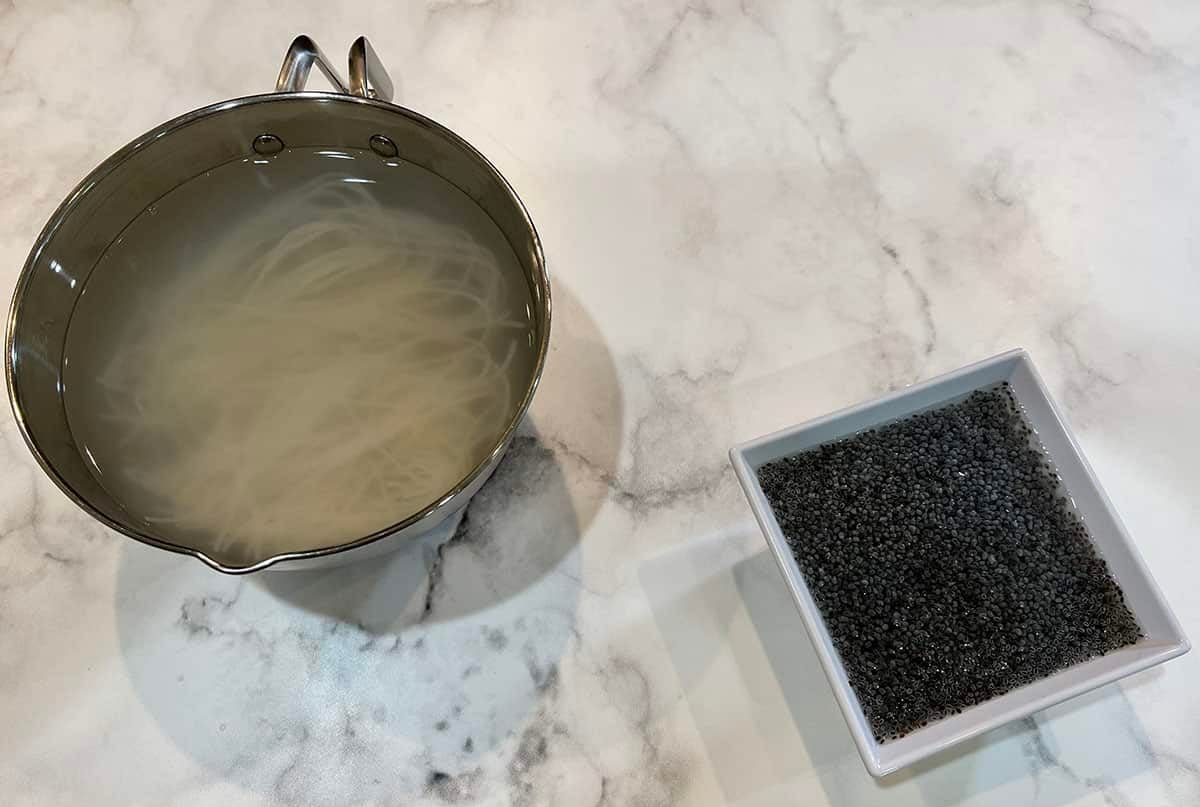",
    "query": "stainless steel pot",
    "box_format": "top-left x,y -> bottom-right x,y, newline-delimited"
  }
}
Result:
5,36 -> 550,574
